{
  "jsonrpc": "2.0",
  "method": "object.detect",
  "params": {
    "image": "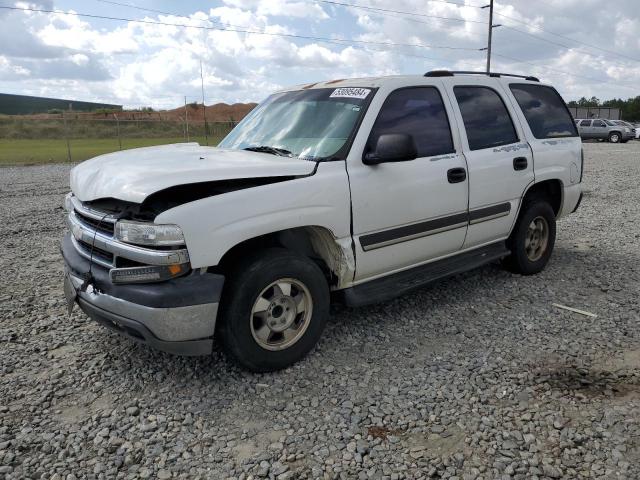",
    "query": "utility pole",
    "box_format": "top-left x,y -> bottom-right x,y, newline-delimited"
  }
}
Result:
200,59 -> 209,146
482,0 -> 501,73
